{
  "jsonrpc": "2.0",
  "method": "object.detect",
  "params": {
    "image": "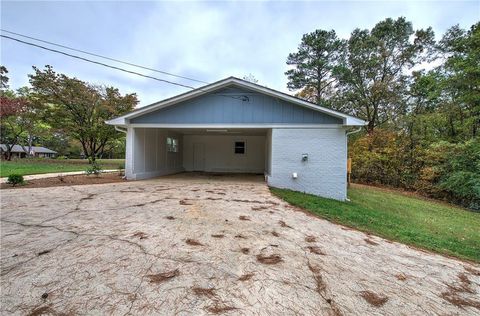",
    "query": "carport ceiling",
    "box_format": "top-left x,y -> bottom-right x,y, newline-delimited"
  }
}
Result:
165,128 -> 268,136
